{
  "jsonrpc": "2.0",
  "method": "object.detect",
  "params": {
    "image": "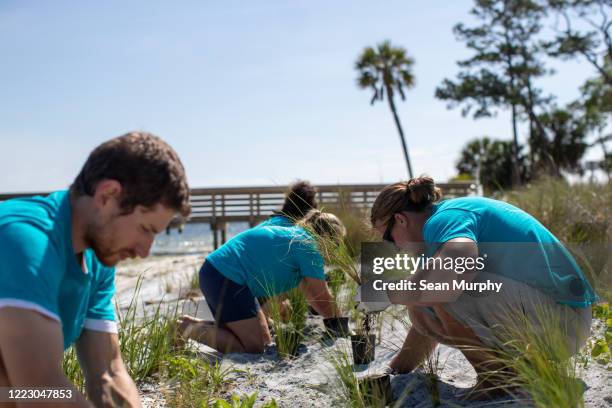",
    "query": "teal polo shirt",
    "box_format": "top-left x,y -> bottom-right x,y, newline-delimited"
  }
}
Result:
423,197 -> 598,308
257,214 -> 294,228
0,191 -> 117,350
206,225 -> 324,297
